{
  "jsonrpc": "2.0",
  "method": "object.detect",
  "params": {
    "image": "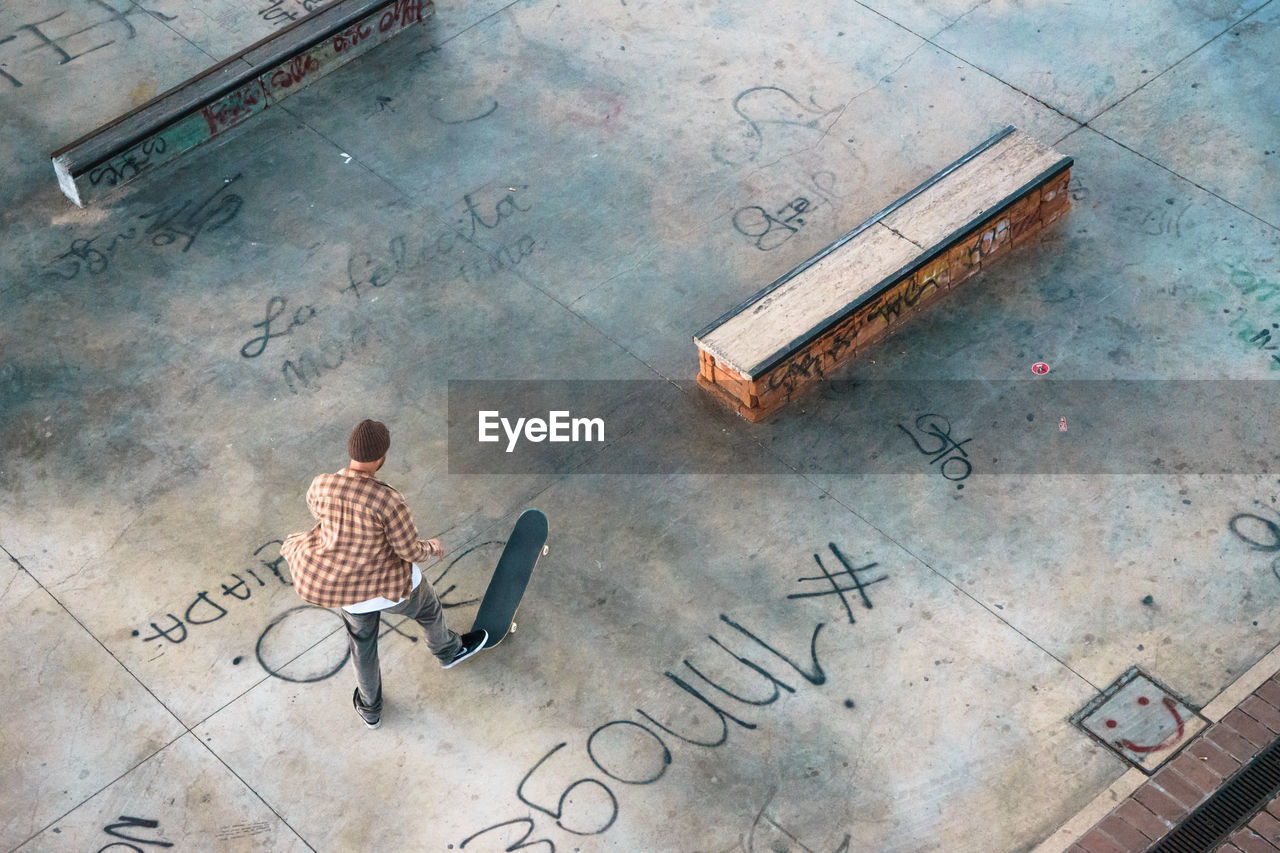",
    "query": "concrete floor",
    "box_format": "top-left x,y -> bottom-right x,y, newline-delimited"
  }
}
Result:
2,0 -> 1279,850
